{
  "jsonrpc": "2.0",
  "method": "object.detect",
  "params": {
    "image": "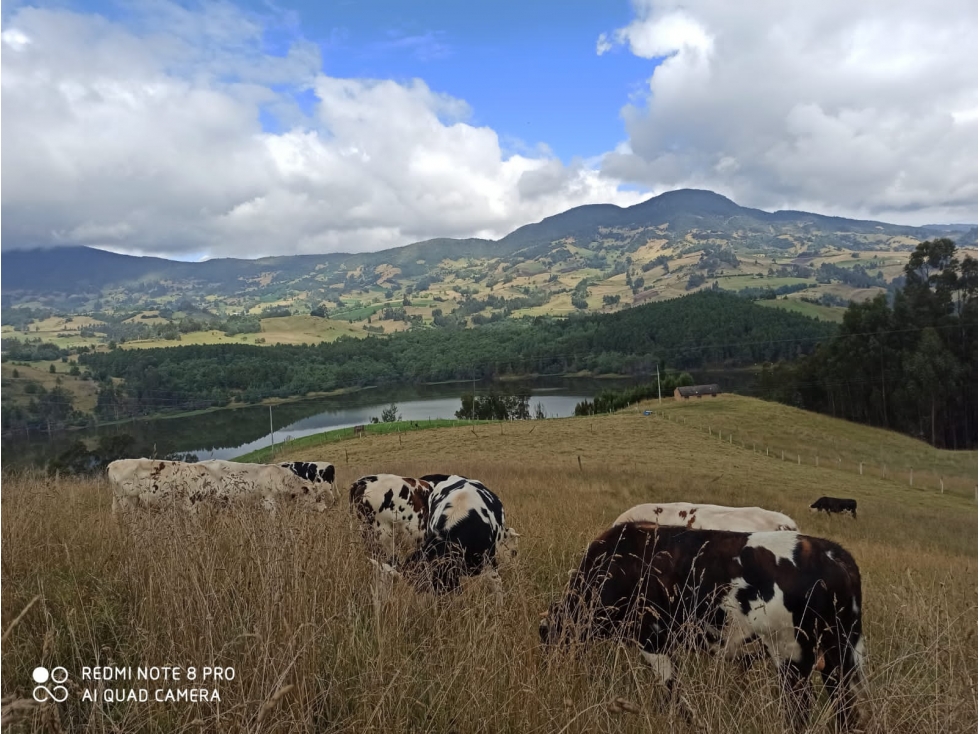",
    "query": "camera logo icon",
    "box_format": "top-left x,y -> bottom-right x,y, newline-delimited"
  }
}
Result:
32,666 -> 69,703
